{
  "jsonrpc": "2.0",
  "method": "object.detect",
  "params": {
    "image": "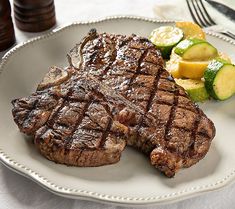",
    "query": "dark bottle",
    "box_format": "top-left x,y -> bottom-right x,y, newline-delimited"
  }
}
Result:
0,0 -> 15,51
14,0 -> 56,32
